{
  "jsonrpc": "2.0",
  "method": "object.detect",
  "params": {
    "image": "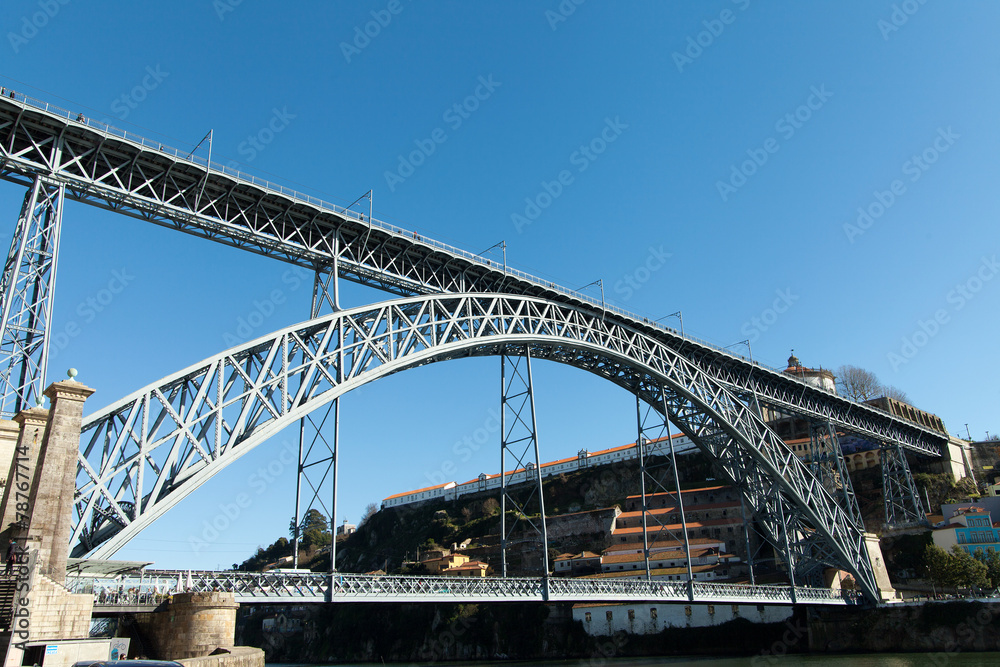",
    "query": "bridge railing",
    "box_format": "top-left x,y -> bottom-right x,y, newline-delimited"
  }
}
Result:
0,88 -> 781,376
70,570 -> 858,606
